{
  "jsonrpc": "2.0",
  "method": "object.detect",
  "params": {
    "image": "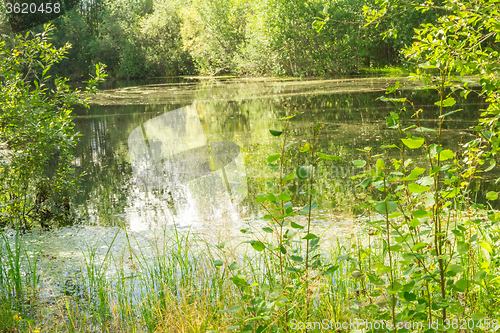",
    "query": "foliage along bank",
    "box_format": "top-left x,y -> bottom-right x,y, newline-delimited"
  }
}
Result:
0,0 -> 443,79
